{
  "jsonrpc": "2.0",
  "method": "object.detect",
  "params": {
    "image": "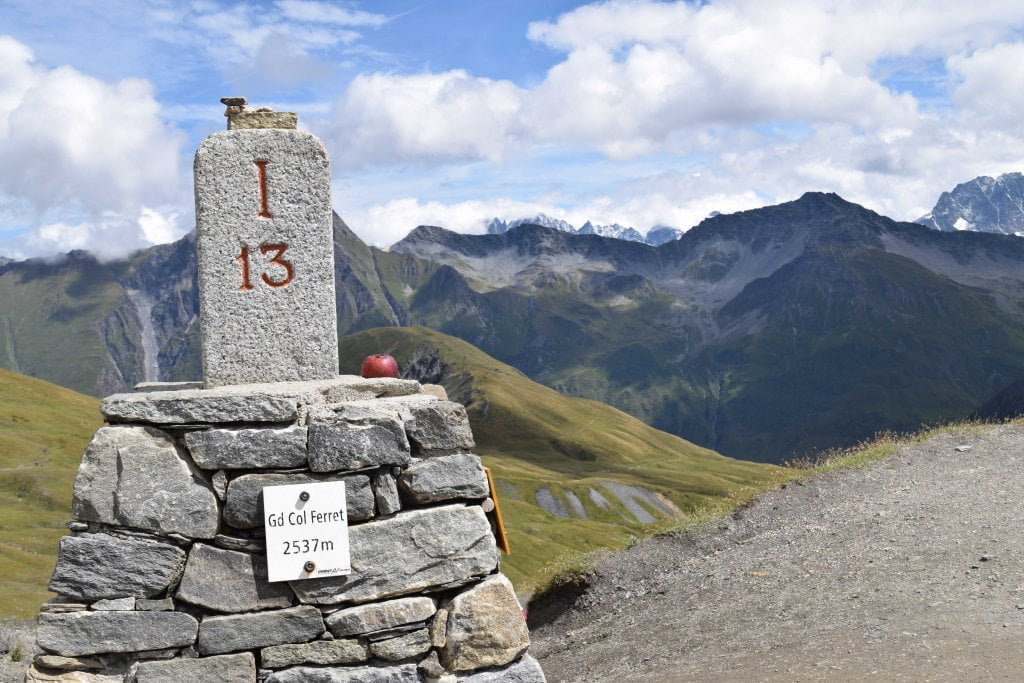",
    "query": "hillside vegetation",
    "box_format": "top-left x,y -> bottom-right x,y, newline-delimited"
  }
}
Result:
0,369 -> 101,617
339,326 -> 784,591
